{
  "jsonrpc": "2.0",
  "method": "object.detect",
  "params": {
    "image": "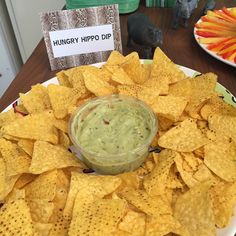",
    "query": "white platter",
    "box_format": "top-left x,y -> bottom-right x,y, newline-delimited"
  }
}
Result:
2,61 -> 236,236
